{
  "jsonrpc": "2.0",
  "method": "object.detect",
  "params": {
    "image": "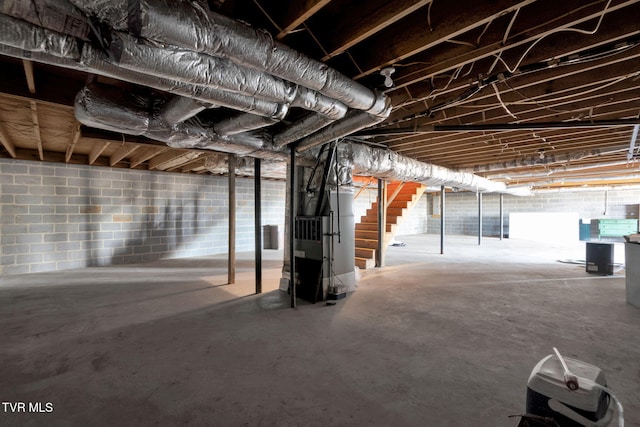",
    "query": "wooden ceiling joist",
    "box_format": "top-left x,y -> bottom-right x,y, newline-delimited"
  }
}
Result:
29,101 -> 44,161
88,140 -> 112,165
65,122 -> 81,163
110,143 -> 140,167
274,0 -> 332,40
0,120 -> 16,158
318,0 -> 430,61
130,146 -> 170,168
149,150 -> 202,170
22,60 -> 36,94
348,0 -> 536,79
